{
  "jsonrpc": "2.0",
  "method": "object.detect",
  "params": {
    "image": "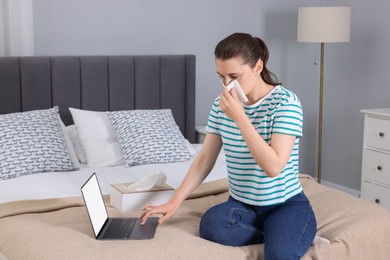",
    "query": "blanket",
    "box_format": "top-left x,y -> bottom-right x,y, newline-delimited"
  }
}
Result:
1,175 -> 390,260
